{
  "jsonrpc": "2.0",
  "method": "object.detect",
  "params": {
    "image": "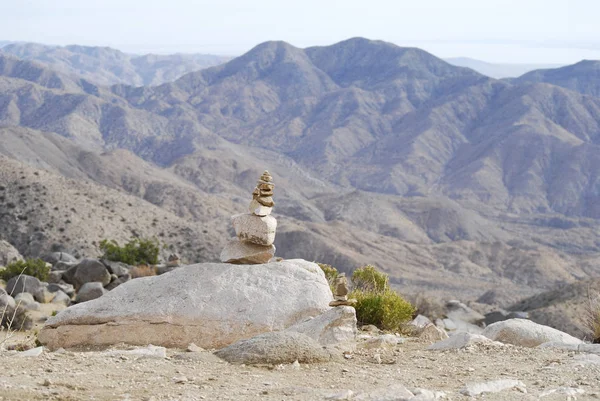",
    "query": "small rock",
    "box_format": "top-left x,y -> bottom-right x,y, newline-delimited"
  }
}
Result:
540,387 -> 585,398
51,290 -> 71,306
34,286 -> 55,303
428,332 -> 499,350
14,346 -> 44,357
326,390 -> 354,400
187,343 -> 205,352
220,239 -> 276,264
461,379 -> 525,396
75,282 -> 107,303
418,324 -> 449,344
410,314 -> 432,329
361,334 -> 404,349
